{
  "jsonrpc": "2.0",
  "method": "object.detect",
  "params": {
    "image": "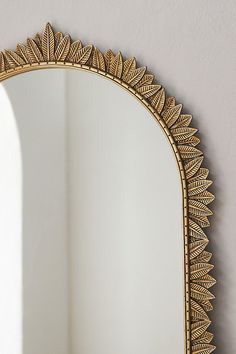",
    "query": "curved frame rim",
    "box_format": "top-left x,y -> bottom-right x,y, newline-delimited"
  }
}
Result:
0,23 -> 216,354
